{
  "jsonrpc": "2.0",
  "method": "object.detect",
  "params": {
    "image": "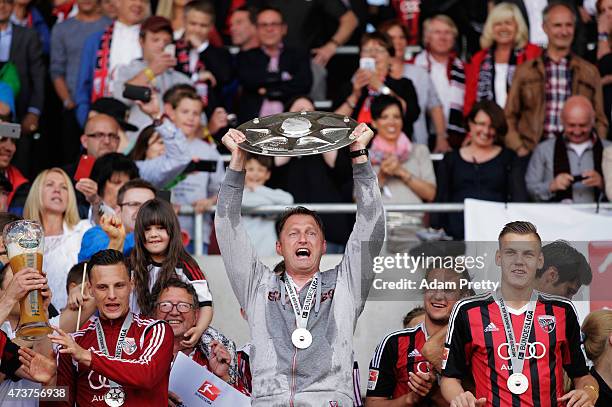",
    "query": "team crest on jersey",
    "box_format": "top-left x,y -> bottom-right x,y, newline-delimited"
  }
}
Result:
538,315 -> 556,333
367,369 -> 379,390
122,337 -> 137,355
